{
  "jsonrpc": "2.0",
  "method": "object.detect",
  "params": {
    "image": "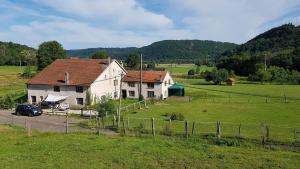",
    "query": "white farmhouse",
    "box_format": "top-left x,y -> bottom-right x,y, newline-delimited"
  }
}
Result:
122,70 -> 174,100
27,58 -> 126,107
